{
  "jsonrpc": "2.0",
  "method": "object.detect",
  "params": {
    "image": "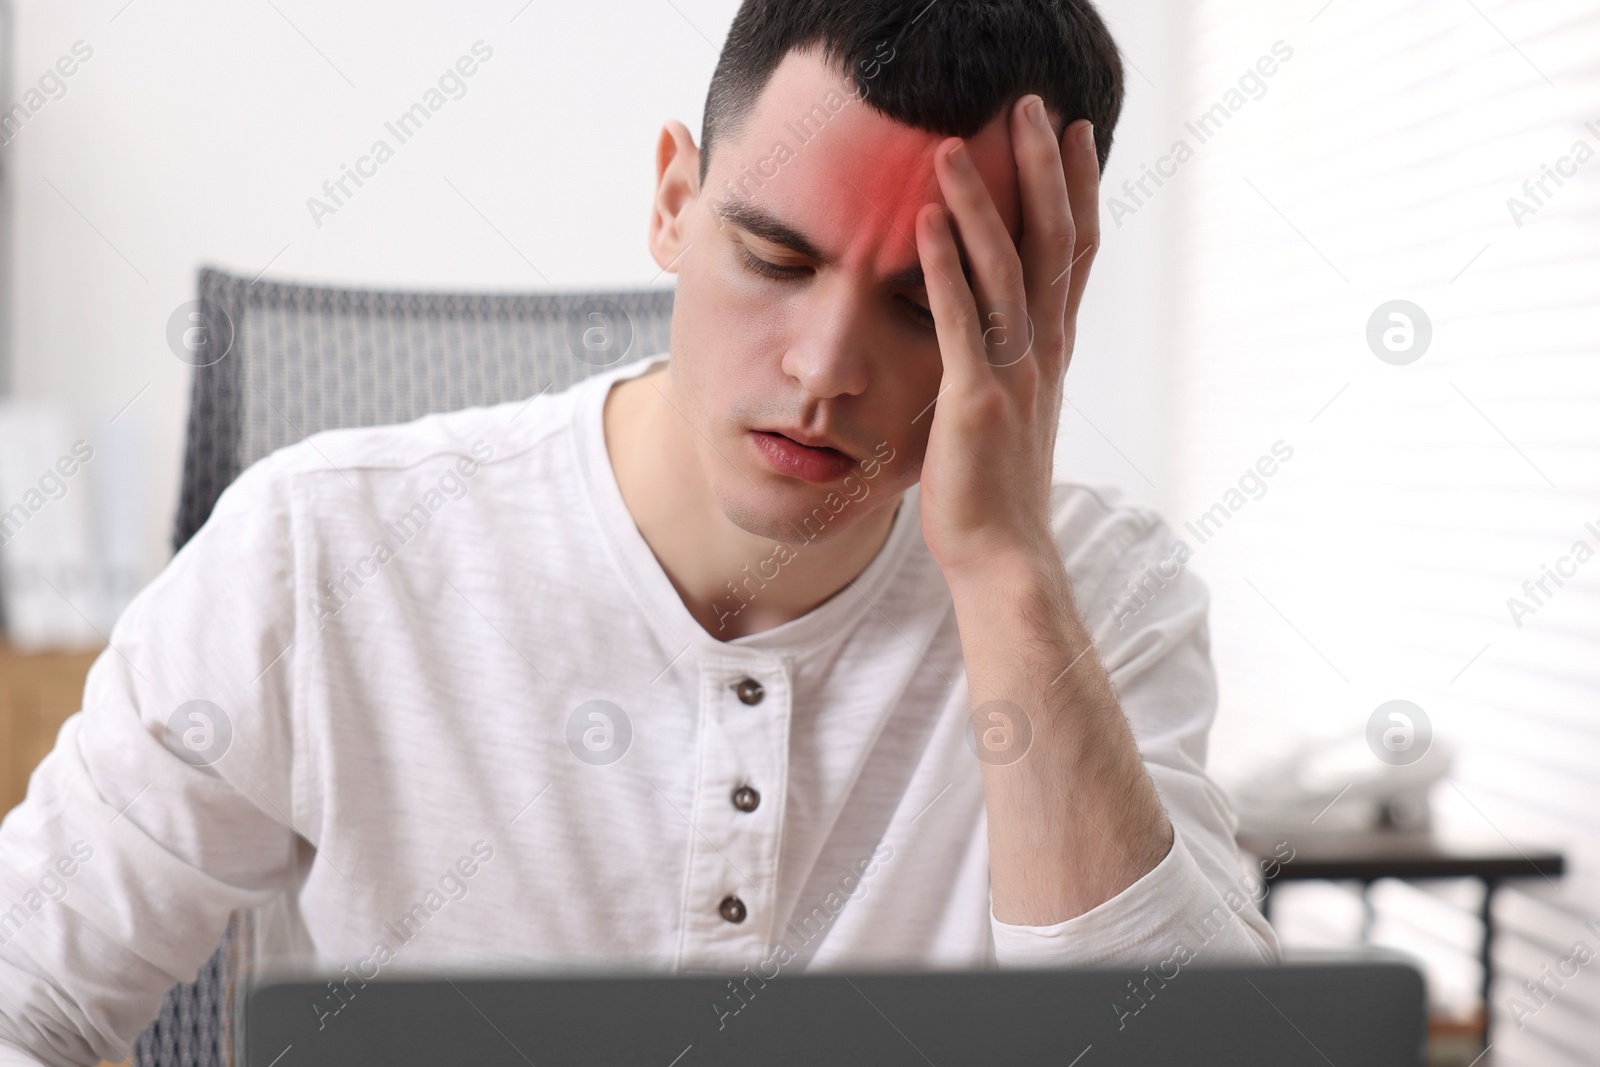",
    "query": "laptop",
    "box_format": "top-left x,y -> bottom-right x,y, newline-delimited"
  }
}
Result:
242,953 -> 1427,1066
